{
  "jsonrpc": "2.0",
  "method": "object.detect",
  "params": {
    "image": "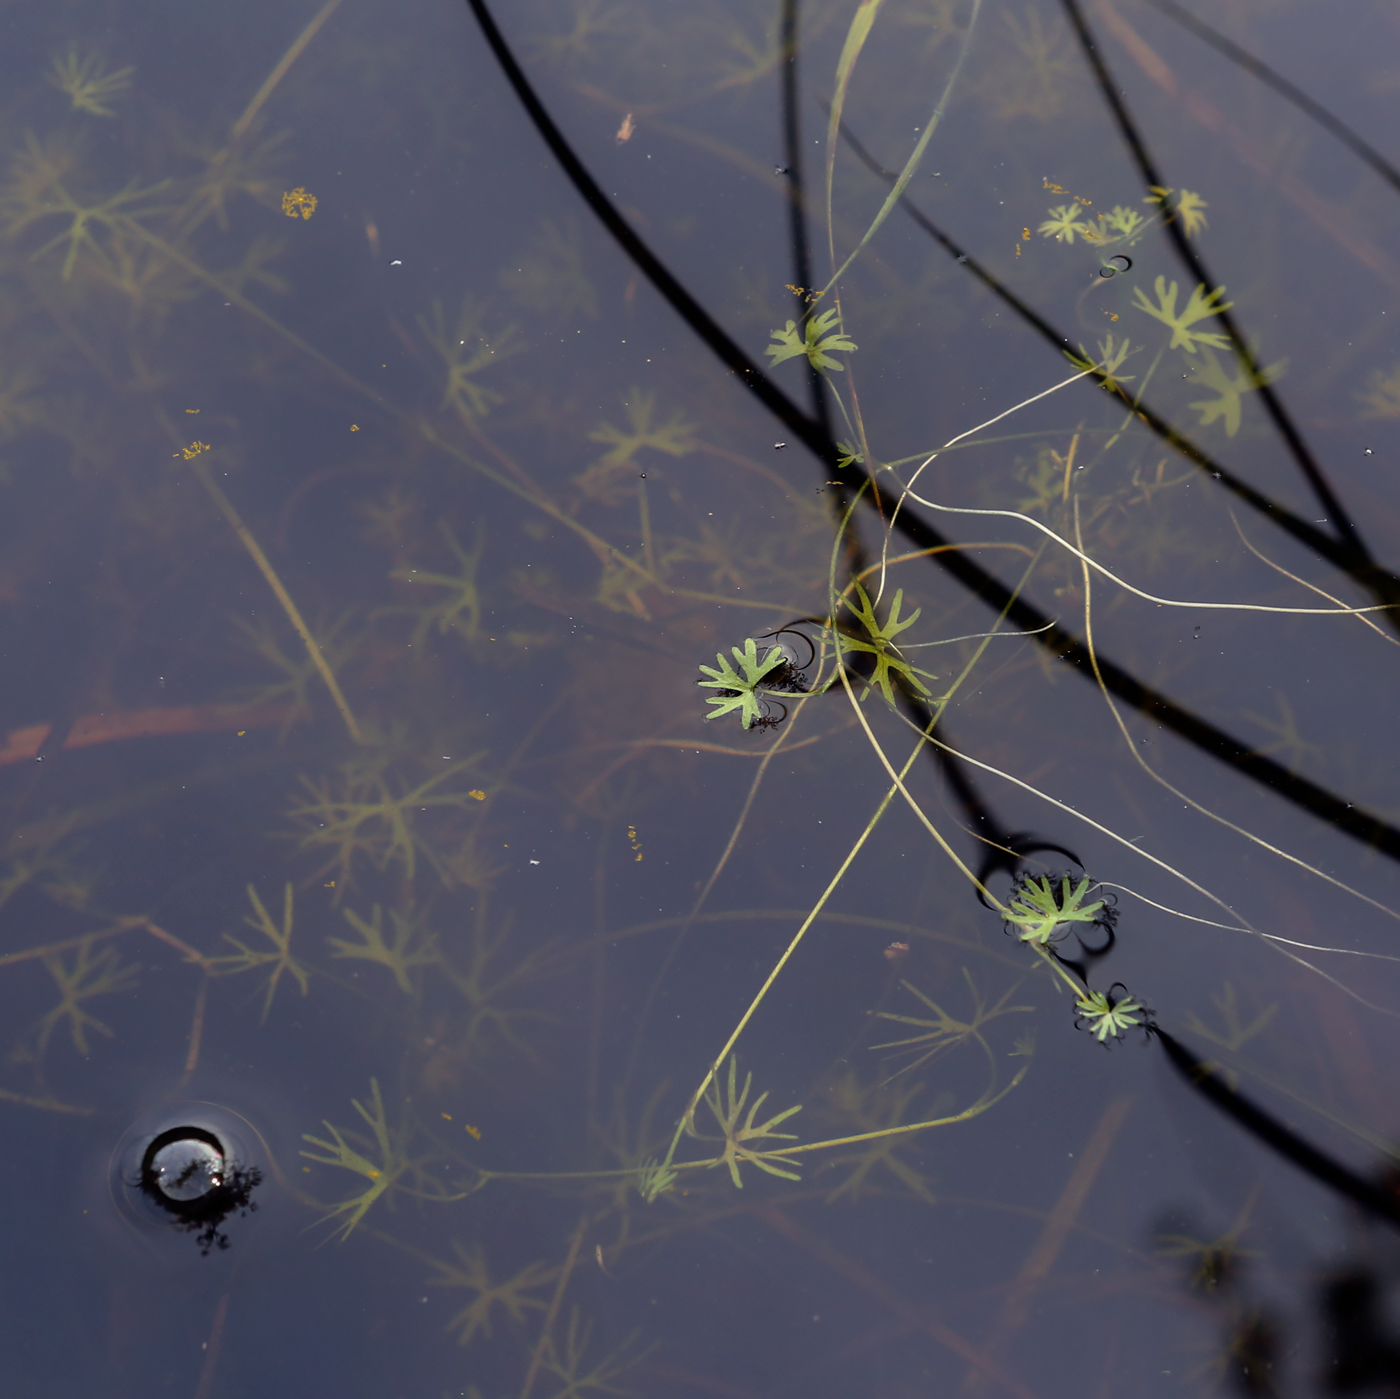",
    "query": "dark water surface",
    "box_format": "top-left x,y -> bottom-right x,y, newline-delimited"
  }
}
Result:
0,0 -> 1397,1394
